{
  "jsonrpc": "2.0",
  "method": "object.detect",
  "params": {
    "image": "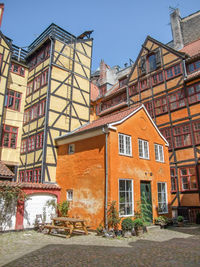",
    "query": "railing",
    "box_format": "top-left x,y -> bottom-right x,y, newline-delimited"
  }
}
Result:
28,23 -> 76,52
12,44 -> 28,62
